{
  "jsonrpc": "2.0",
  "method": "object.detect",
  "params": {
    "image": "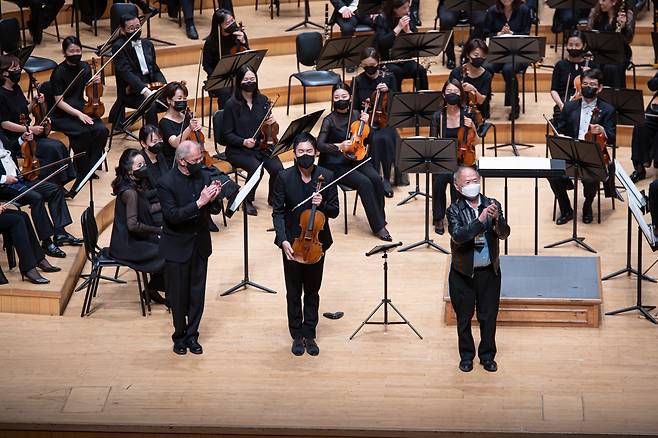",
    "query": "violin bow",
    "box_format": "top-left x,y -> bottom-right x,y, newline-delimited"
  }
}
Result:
19,152 -> 86,179
345,76 -> 357,141
2,165 -> 69,208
